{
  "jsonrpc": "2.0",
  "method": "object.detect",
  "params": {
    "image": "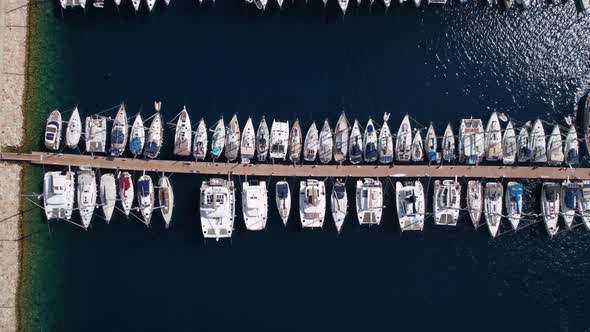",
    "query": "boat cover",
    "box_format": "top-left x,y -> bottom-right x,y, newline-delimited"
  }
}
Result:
334,184 -> 346,199
112,128 -> 125,145
144,142 -> 159,154
138,180 -> 149,196
565,188 -> 577,209
119,177 -> 130,190
277,183 -> 289,199
130,137 -> 142,154
365,143 -> 378,160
